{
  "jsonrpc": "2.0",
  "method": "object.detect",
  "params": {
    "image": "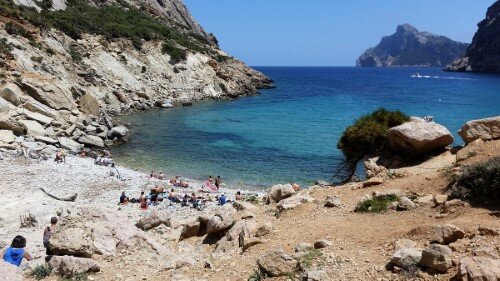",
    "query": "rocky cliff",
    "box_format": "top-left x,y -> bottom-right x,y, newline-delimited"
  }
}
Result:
445,1 -> 500,73
0,0 -> 273,151
357,24 -> 468,67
